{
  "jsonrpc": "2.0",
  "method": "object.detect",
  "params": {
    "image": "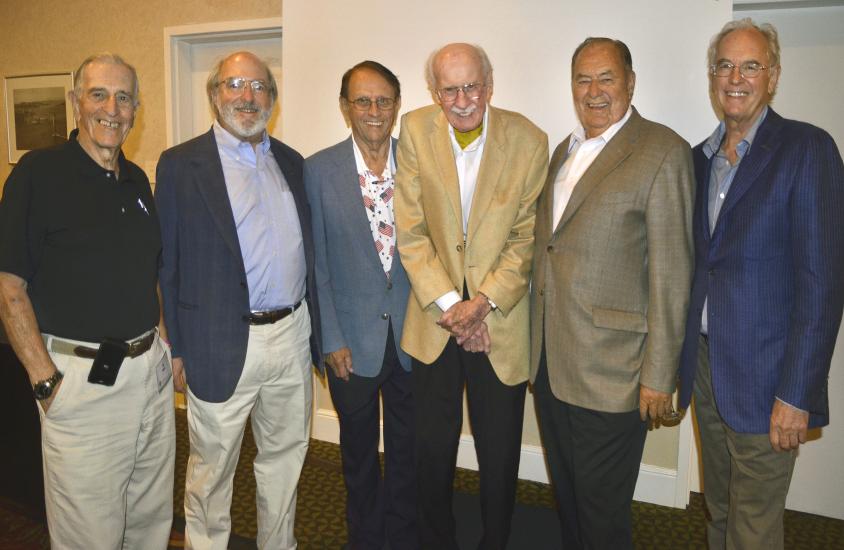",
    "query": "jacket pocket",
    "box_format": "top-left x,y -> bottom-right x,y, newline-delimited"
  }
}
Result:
592,307 -> 647,333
